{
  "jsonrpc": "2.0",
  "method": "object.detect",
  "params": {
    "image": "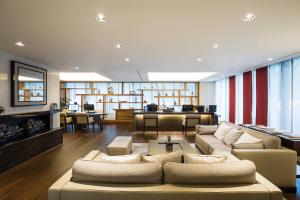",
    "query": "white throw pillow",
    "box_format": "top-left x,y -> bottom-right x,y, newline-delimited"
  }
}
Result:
142,150 -> 183,165
233,132 -> 264,149
184,153 -> 227,164
213,123 -> 233,141
223,128 -> 243,146
93,153 -> 142,164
